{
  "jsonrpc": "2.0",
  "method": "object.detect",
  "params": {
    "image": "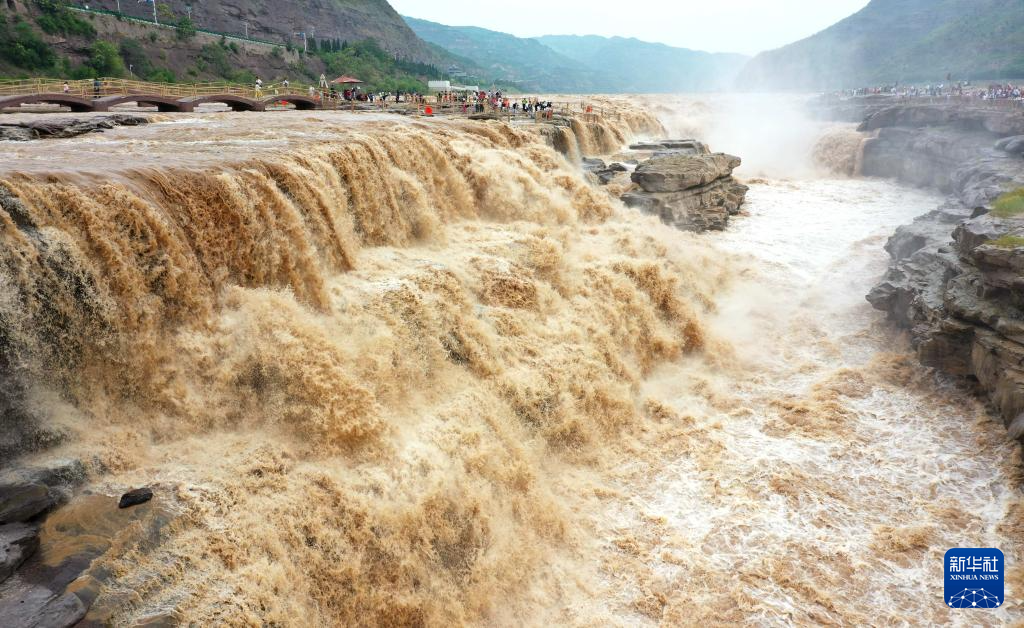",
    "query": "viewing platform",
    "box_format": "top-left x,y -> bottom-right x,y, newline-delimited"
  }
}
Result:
0,78 -> 609,122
